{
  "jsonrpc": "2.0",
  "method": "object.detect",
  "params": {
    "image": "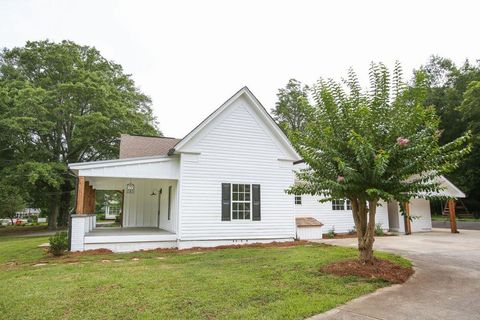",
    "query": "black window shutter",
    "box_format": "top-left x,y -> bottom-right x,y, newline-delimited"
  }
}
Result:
252,184 -> 261,221
221,183 -> 231,221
